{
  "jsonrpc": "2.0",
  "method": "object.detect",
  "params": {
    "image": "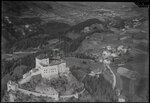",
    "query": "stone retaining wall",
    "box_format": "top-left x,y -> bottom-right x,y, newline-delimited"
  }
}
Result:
18,88 -> 59,100
60,93 -> 78,99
